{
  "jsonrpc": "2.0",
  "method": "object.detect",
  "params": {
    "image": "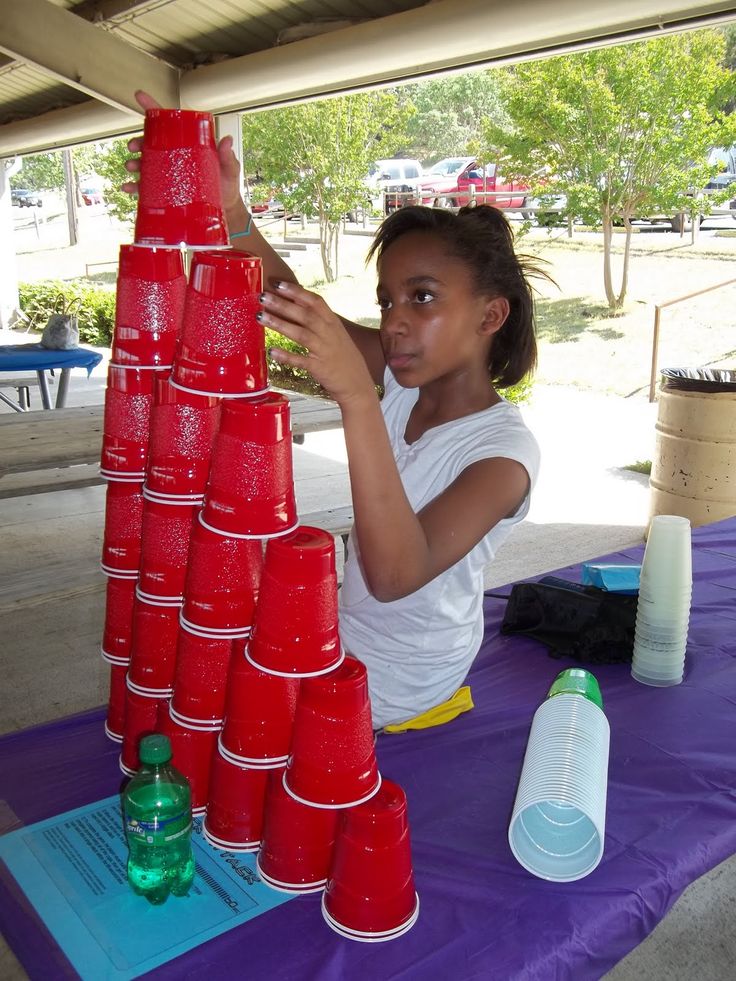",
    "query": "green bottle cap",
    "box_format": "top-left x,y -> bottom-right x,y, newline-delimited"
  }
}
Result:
546,668 -> 603,709
138,734 -> 172,765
